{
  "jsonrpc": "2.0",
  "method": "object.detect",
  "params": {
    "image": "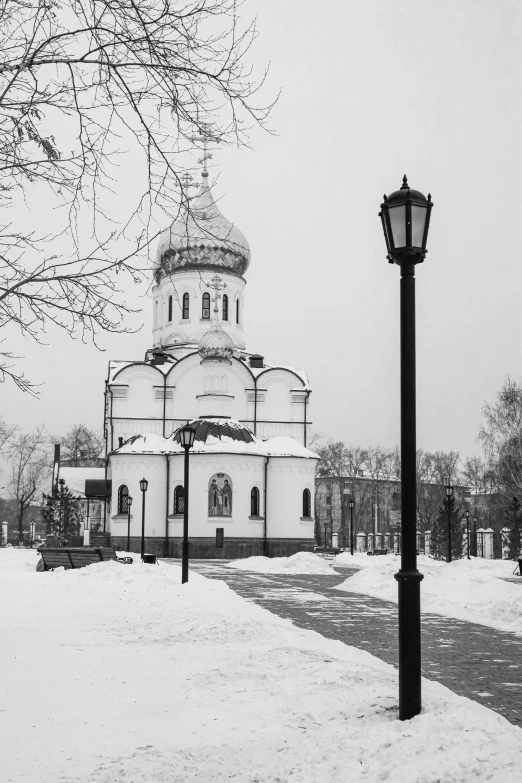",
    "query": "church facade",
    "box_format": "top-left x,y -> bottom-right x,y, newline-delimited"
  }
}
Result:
103,151 -> 318,558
